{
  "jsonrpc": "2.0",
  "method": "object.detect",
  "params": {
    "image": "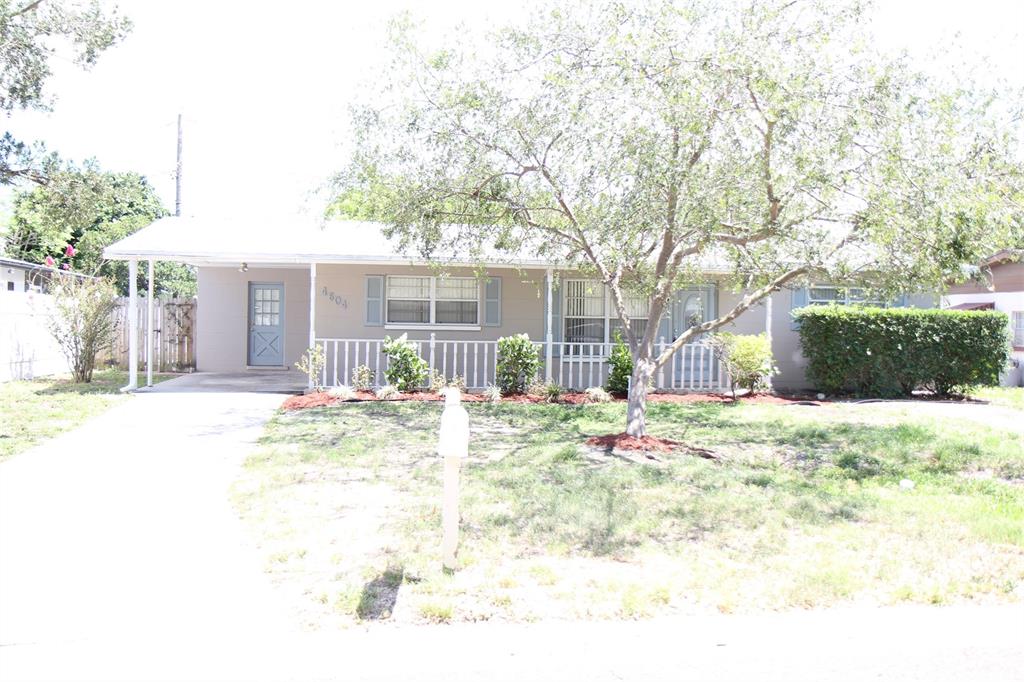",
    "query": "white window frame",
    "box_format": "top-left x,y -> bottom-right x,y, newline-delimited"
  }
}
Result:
384,275 -> 481,330
563,279 -> 649,355
807,284 -> 889,307
1013,311 -> 1024,348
